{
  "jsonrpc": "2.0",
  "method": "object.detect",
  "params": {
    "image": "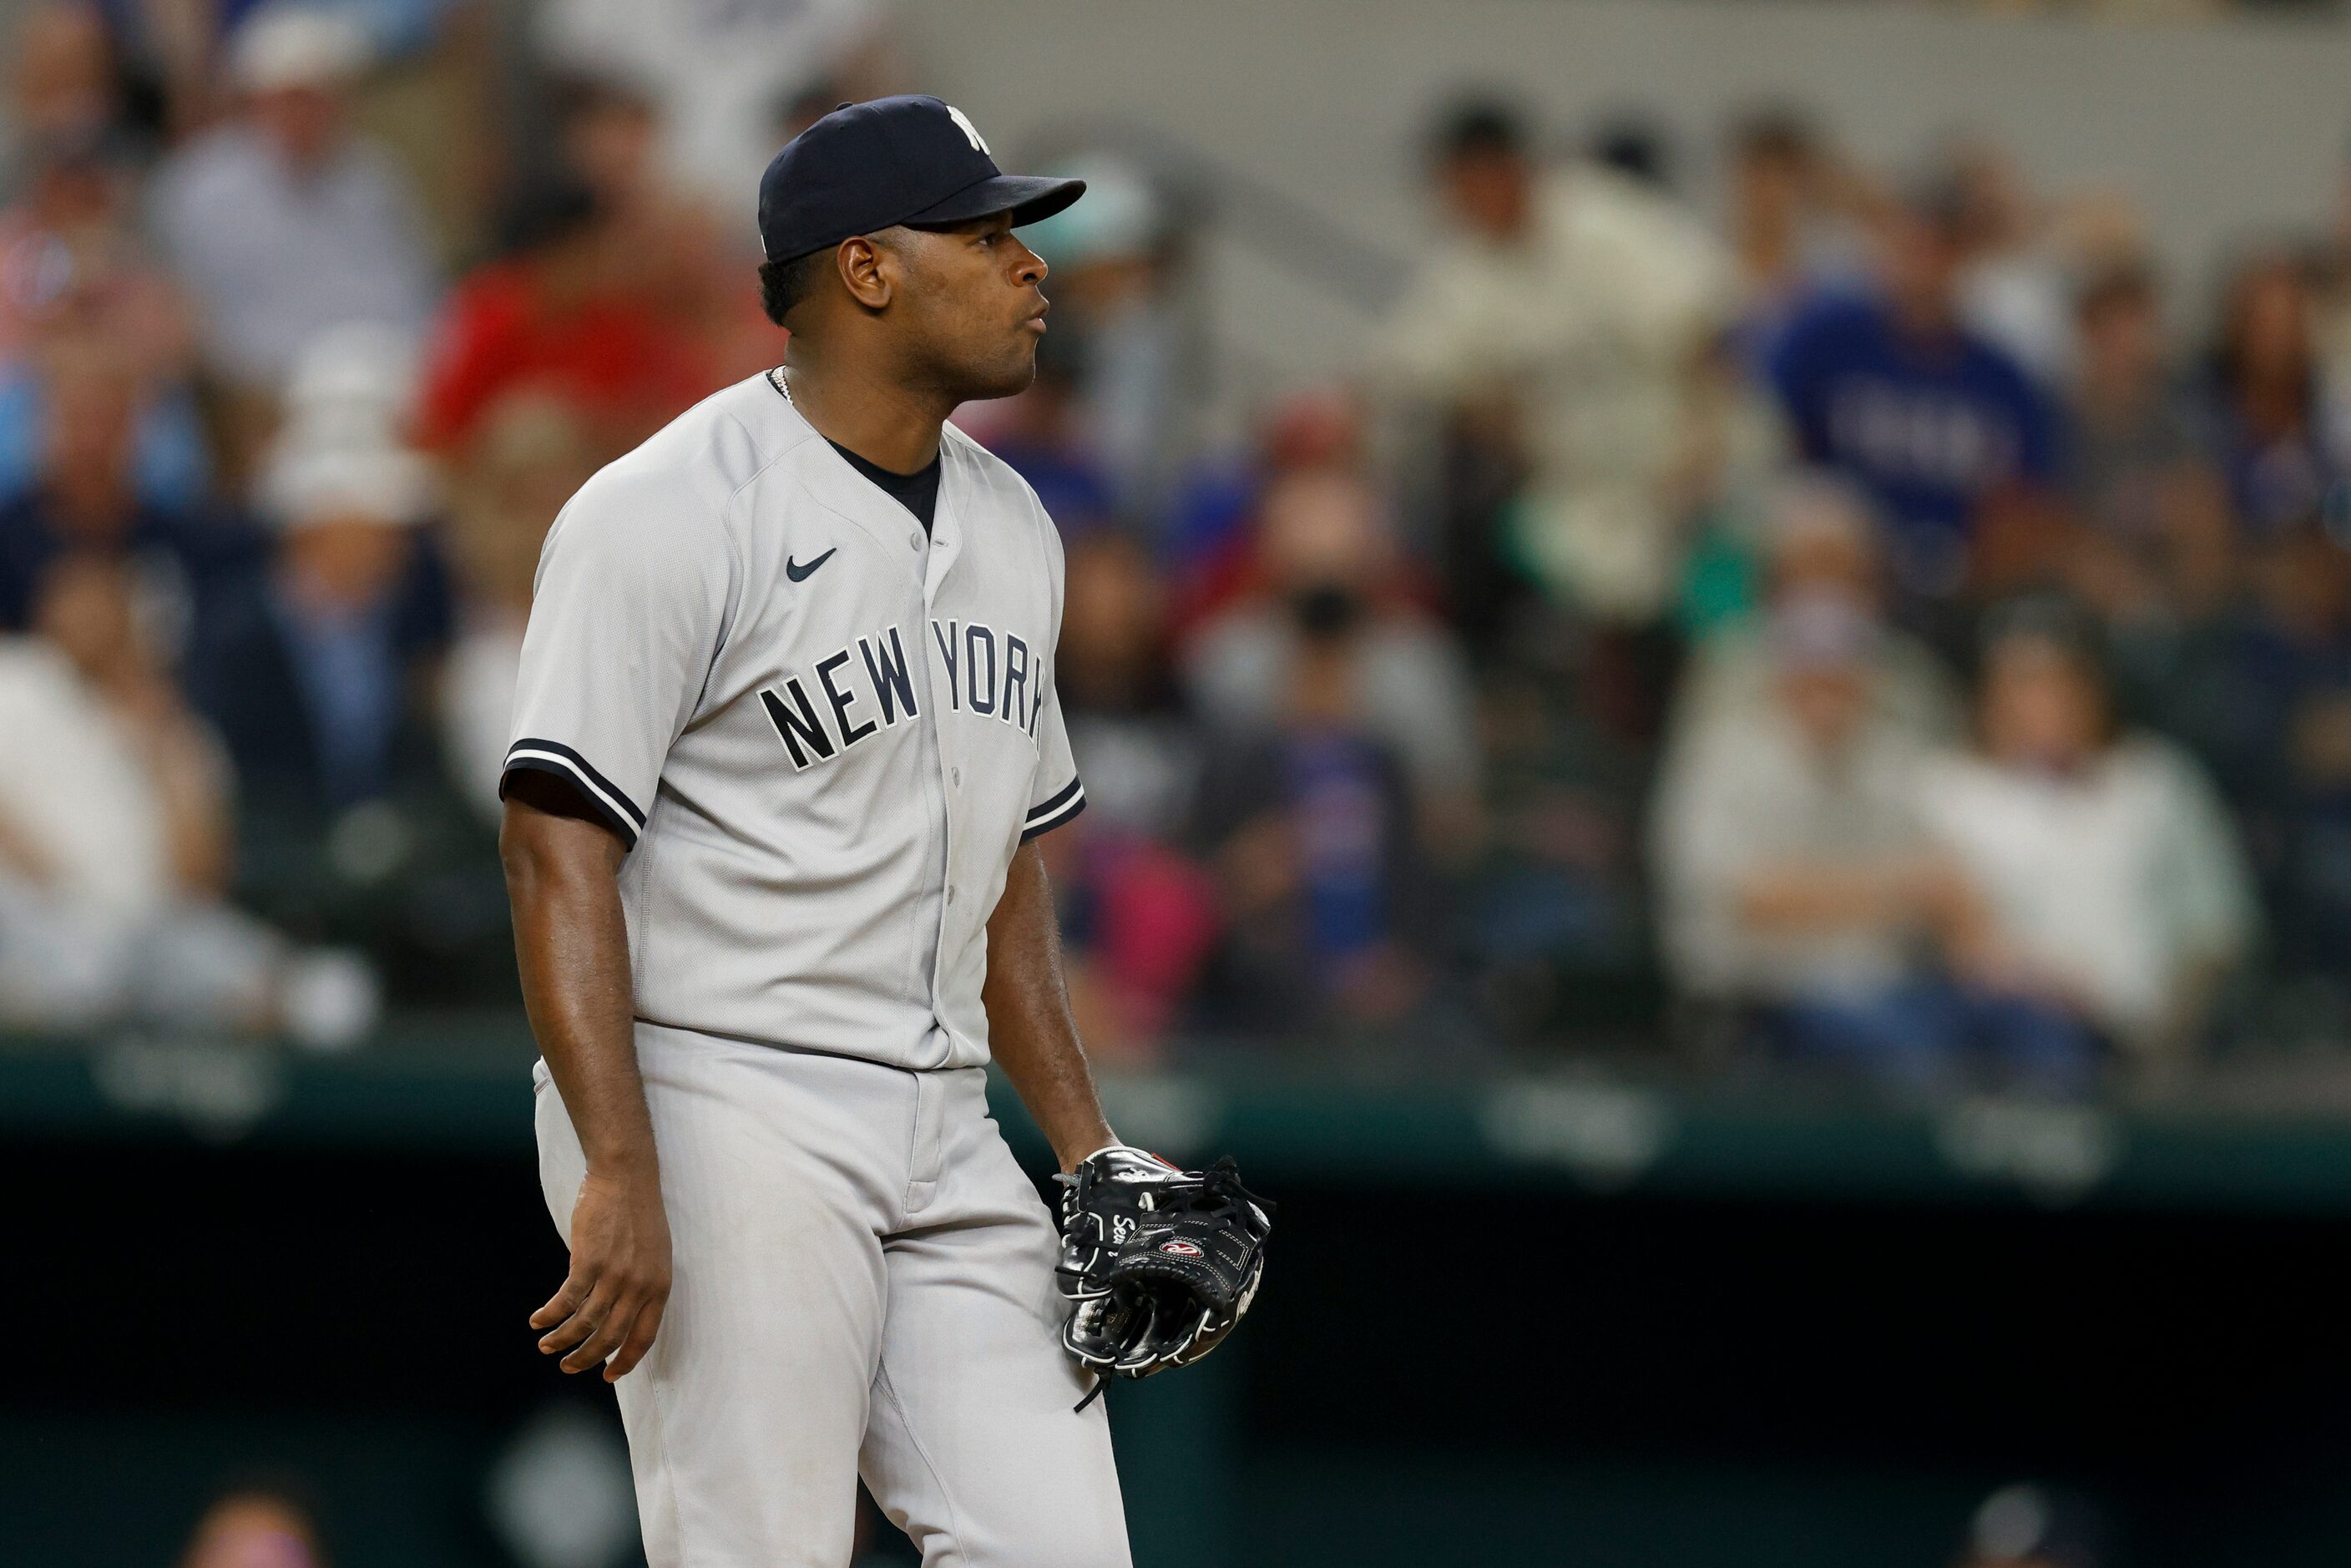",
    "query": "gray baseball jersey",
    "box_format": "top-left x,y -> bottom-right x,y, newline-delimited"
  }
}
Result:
502,368 -> 1085,1070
